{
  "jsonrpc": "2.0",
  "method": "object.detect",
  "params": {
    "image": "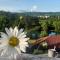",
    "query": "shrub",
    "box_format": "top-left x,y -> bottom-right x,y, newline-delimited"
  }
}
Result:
40,31 -> 48,37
